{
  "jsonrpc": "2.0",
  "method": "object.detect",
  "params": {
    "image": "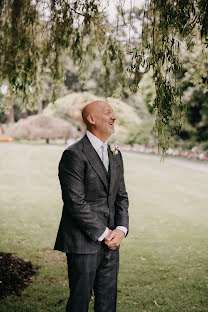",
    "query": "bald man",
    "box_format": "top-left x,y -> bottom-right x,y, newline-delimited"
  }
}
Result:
54,101 -> 129,312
